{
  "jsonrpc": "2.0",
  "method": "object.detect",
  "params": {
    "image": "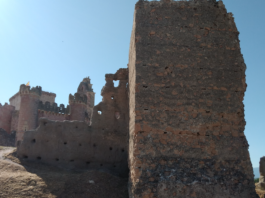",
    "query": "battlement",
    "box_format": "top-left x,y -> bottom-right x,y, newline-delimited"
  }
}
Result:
38,101 -> 70,114
69,93 -> 87,104
0,103 -> 14,110
19,84 -> 42,96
